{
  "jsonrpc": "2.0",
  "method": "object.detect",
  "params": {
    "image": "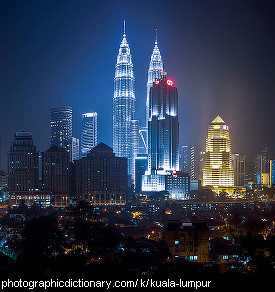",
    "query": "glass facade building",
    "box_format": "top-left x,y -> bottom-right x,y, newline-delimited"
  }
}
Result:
69,137 -> 80,161
147,74 -> 179,174
141,33 -> 164,154
135,154 -> 148,193
50,106 -> 72,151
232,153 -> 246,186
142,74 -> 188,199
81,112 -> 97,157
146,33 -> 164,132
113,23 -> 137,181
270,160 -> 275,188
